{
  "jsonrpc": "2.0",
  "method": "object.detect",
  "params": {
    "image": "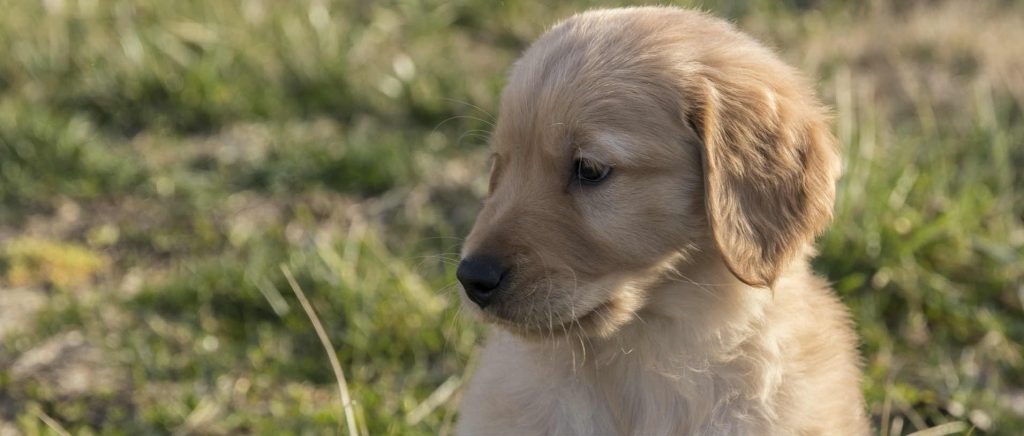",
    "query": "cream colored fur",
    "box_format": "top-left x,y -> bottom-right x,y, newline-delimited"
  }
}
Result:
456,7 -> 869,435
